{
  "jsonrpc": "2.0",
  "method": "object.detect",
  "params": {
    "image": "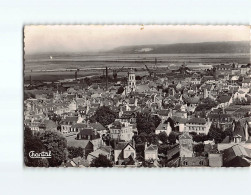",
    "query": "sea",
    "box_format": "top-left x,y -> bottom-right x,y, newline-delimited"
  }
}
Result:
24,52 -> 250,71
